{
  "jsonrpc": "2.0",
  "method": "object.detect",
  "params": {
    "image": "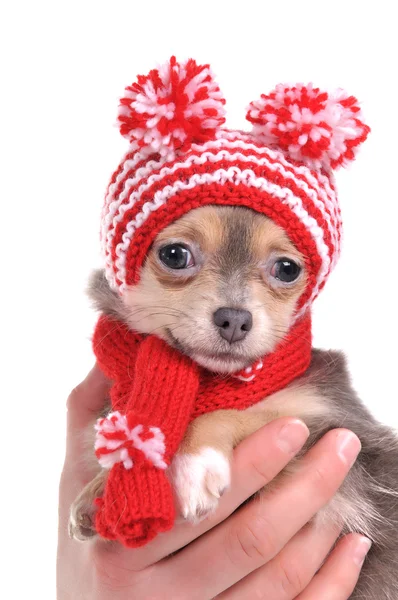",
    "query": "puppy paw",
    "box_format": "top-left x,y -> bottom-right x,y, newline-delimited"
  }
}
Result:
68,495 -> 98,542
68,471 -> 106,541
68,475 -> 104,544
170,447 -> 231,523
